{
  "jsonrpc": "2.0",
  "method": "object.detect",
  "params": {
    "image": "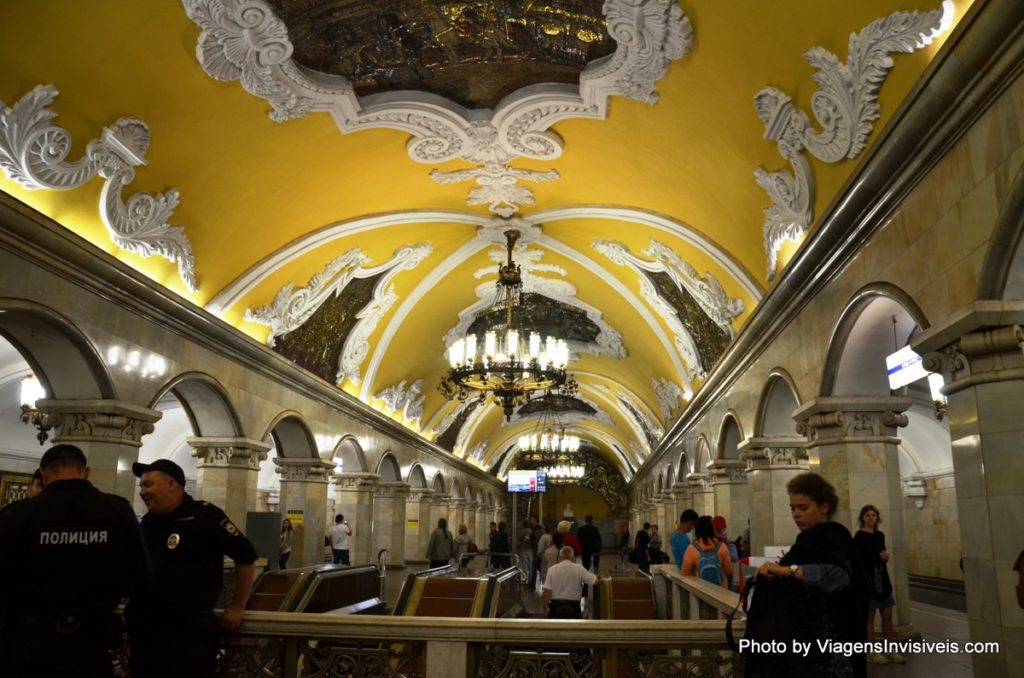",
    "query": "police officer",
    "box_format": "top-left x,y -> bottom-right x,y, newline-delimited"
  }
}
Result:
127,459 -> 258,678
0,444 -> 149,678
